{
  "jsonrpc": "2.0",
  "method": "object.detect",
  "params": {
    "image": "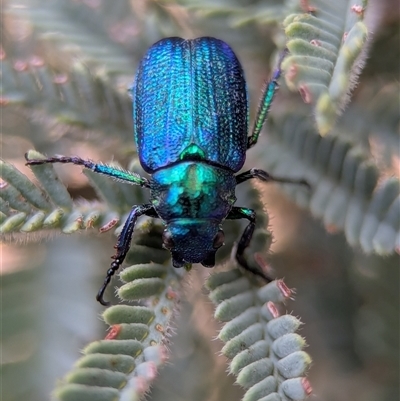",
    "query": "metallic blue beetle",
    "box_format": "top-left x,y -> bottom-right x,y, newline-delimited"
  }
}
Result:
26,37 -> 306,305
